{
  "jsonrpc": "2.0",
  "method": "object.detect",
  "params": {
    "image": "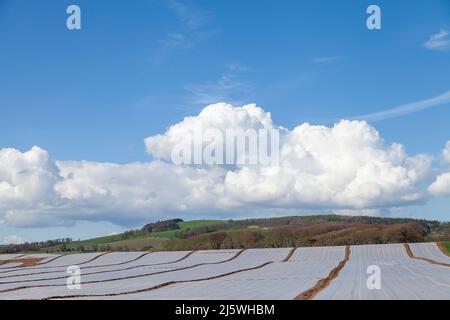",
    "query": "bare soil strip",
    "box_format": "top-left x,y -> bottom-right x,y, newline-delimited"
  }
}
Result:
294,245 -> 351,300
0,258 -> 46,268
0,251 -> 195,281
0,249 -> 245,293
404,243 -> 450,267
175,250 -> 197,262
282,247 -> 297,262
0,252 -> 112,275
0,255 -> 66,270
0,251 -> 216,285
436,242 -> 450,258
0,251 -> 155,281
44,261 -> 273,300
0,254 -> 27,265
